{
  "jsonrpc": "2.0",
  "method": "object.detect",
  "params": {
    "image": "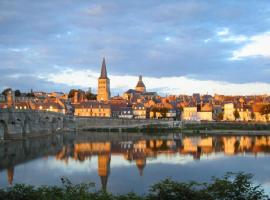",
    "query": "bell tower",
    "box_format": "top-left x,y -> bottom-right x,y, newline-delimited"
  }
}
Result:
135,75 -> 146,93
97,58 -> 111,101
